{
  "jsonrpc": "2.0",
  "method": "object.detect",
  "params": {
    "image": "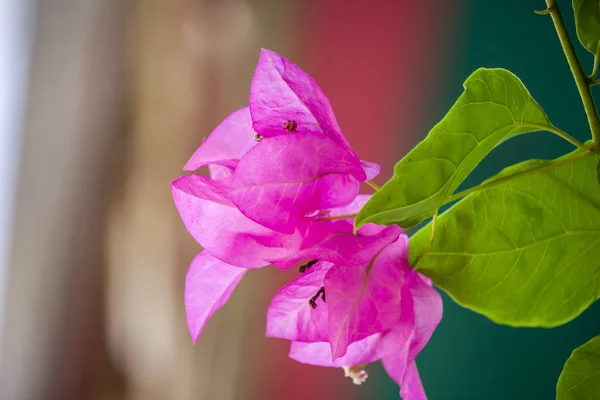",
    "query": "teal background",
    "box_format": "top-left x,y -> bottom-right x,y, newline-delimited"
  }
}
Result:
376,1 -> 600,399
